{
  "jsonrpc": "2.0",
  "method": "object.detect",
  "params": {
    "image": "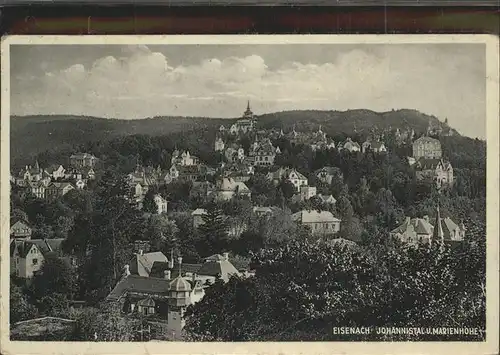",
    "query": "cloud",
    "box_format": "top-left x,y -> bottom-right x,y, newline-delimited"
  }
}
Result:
11,44 -> 486,138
